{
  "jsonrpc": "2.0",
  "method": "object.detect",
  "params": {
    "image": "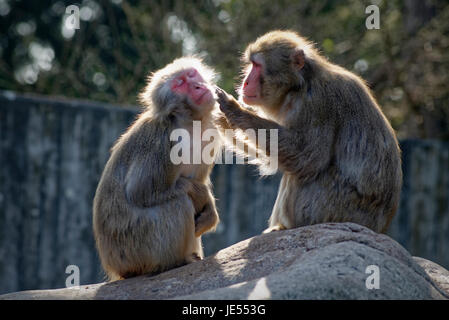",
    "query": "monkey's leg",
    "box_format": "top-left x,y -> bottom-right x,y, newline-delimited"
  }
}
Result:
184,237 -> 204,264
